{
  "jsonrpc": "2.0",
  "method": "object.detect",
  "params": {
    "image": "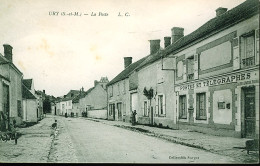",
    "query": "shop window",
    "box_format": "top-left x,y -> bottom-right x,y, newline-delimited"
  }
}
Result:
179,95 -> 187,119
240,32 -> 255,68
143,101 -> 149,117
187,56 -> 194,81
196,93 -> 206,120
